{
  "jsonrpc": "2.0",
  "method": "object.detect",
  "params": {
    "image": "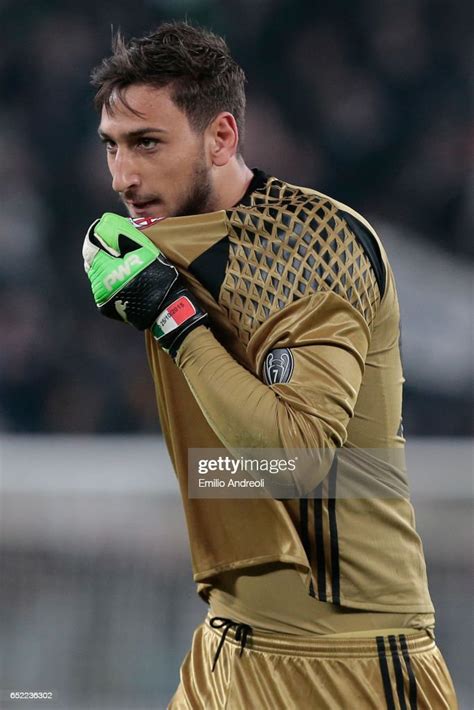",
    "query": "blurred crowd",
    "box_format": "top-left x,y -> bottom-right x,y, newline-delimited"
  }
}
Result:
0,0 -> 471,434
